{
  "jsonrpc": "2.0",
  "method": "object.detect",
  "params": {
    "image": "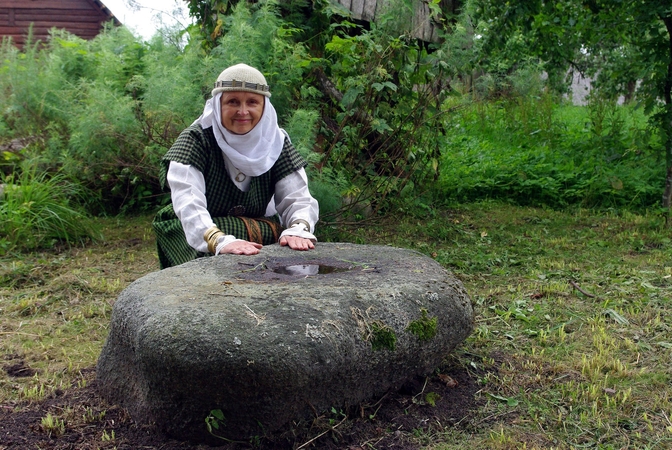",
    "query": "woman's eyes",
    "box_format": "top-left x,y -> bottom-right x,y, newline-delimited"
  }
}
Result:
224,98 -> 261,108
226,99 -> 259,106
